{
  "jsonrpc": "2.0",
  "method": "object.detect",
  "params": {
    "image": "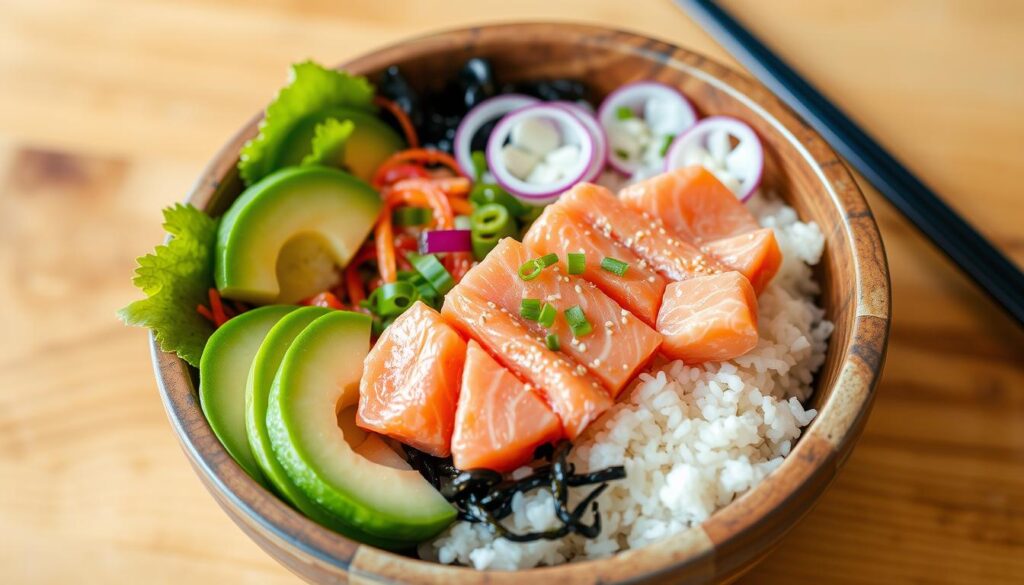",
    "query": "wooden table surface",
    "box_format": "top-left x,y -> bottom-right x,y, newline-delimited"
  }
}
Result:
2,0 -> 1022,583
